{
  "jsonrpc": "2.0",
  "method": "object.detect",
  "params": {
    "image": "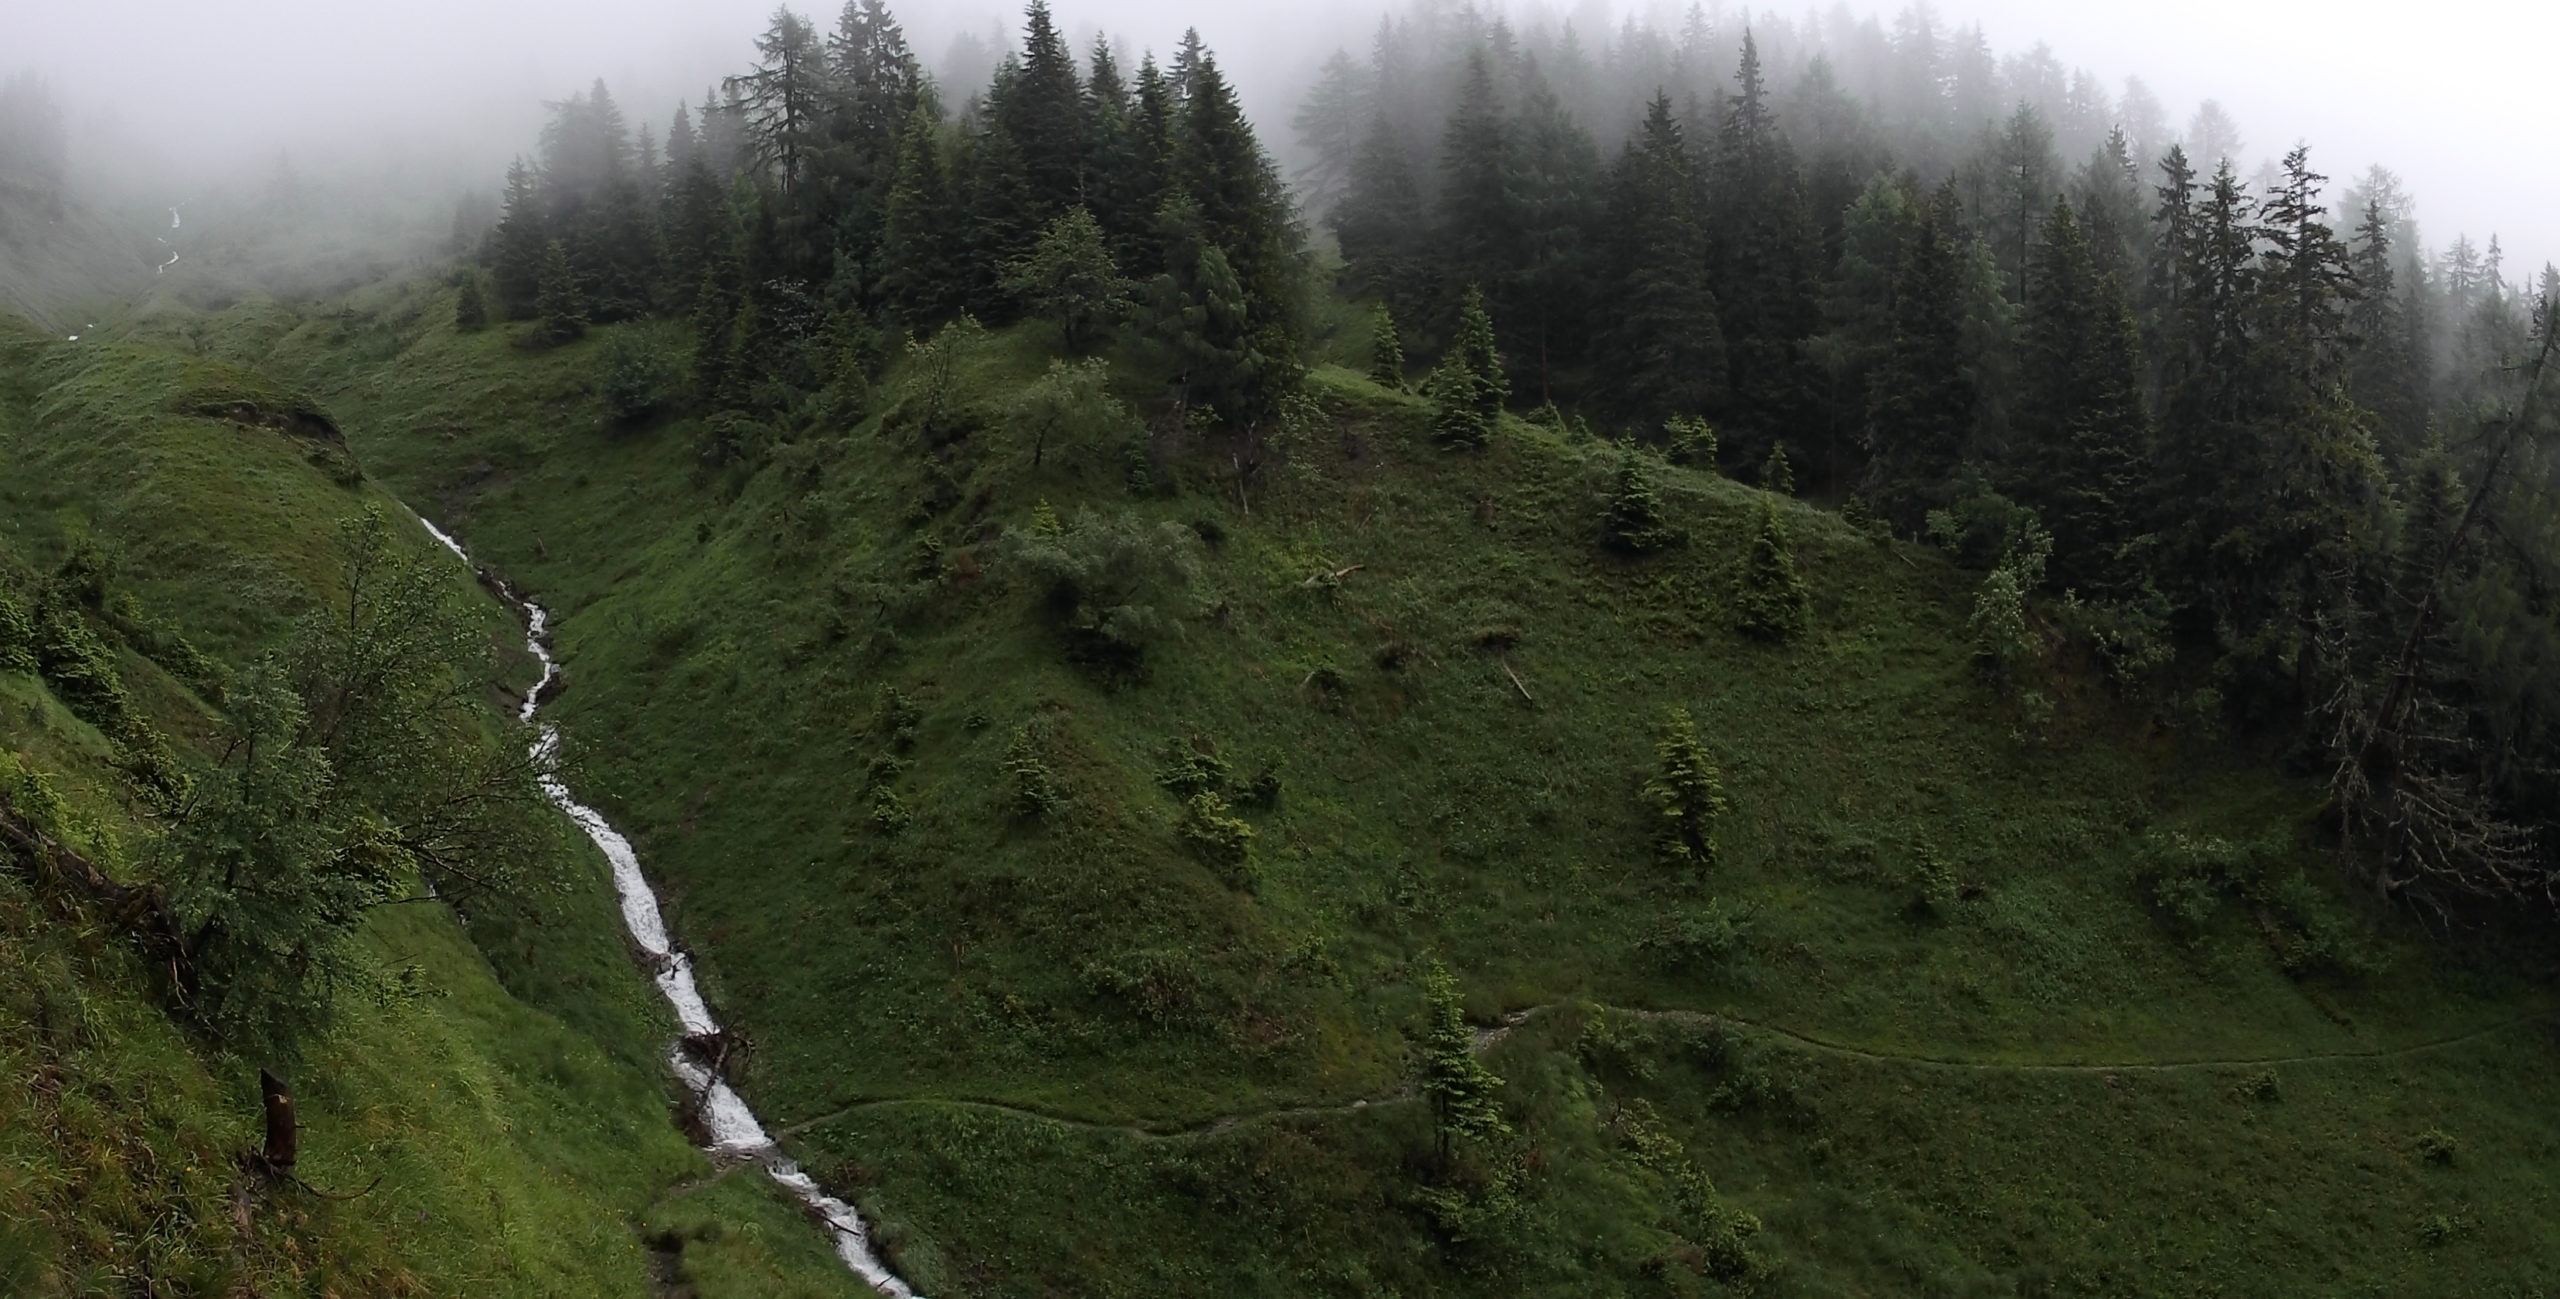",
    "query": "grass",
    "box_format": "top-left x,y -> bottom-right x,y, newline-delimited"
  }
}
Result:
96,276 -> 2560,1295
0,313 -> 864,1295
